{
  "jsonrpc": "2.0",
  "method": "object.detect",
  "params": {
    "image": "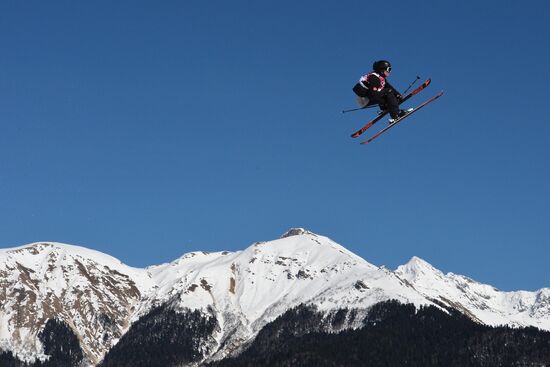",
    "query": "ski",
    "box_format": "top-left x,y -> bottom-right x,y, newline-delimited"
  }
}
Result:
359,91 -> 444,145
350,78 -> 432,138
